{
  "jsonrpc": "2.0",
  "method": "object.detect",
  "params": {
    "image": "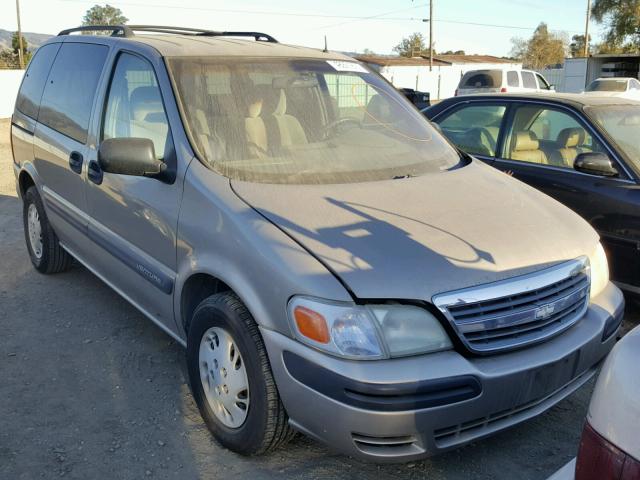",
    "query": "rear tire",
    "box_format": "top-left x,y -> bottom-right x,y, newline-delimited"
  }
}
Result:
22,186 -> 73,274
187,292 -> 295,455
